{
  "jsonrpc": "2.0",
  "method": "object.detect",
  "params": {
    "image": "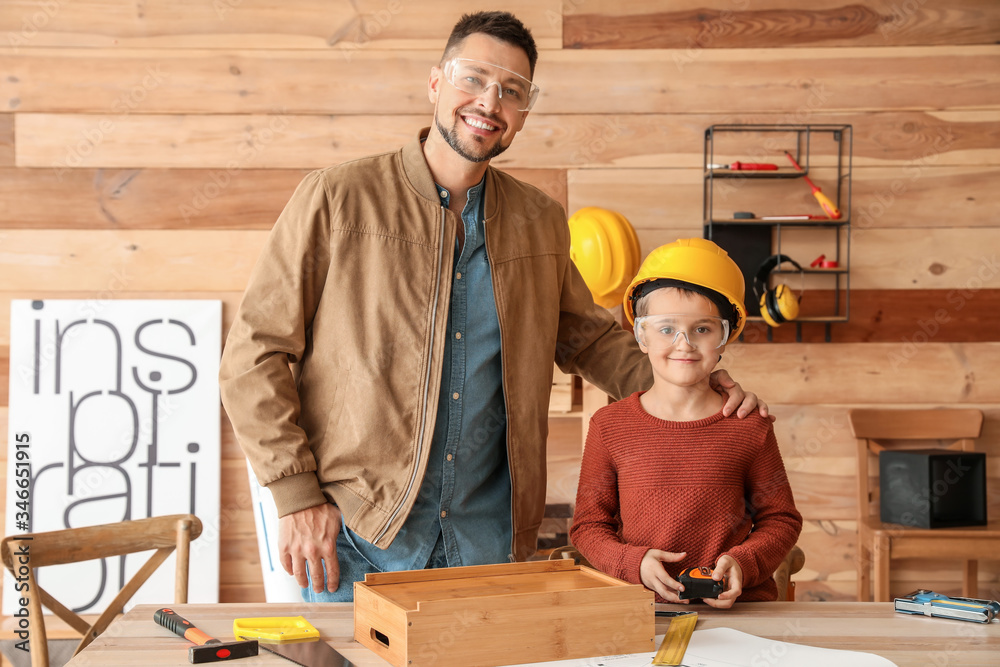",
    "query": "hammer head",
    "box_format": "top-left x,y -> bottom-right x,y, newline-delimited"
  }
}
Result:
189,639 -> 259,663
